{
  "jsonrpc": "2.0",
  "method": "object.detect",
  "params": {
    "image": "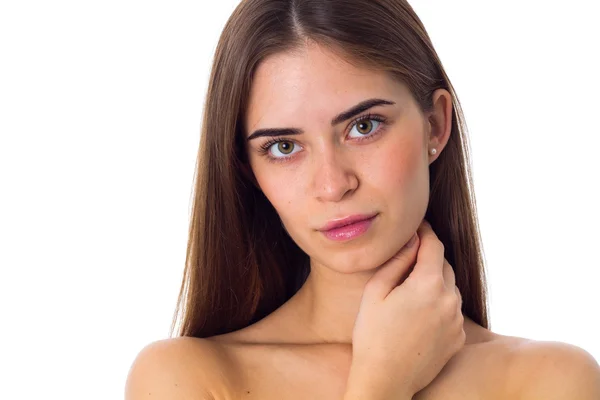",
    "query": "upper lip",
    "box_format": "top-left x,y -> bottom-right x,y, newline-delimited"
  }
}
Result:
318,213 -> 378,232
